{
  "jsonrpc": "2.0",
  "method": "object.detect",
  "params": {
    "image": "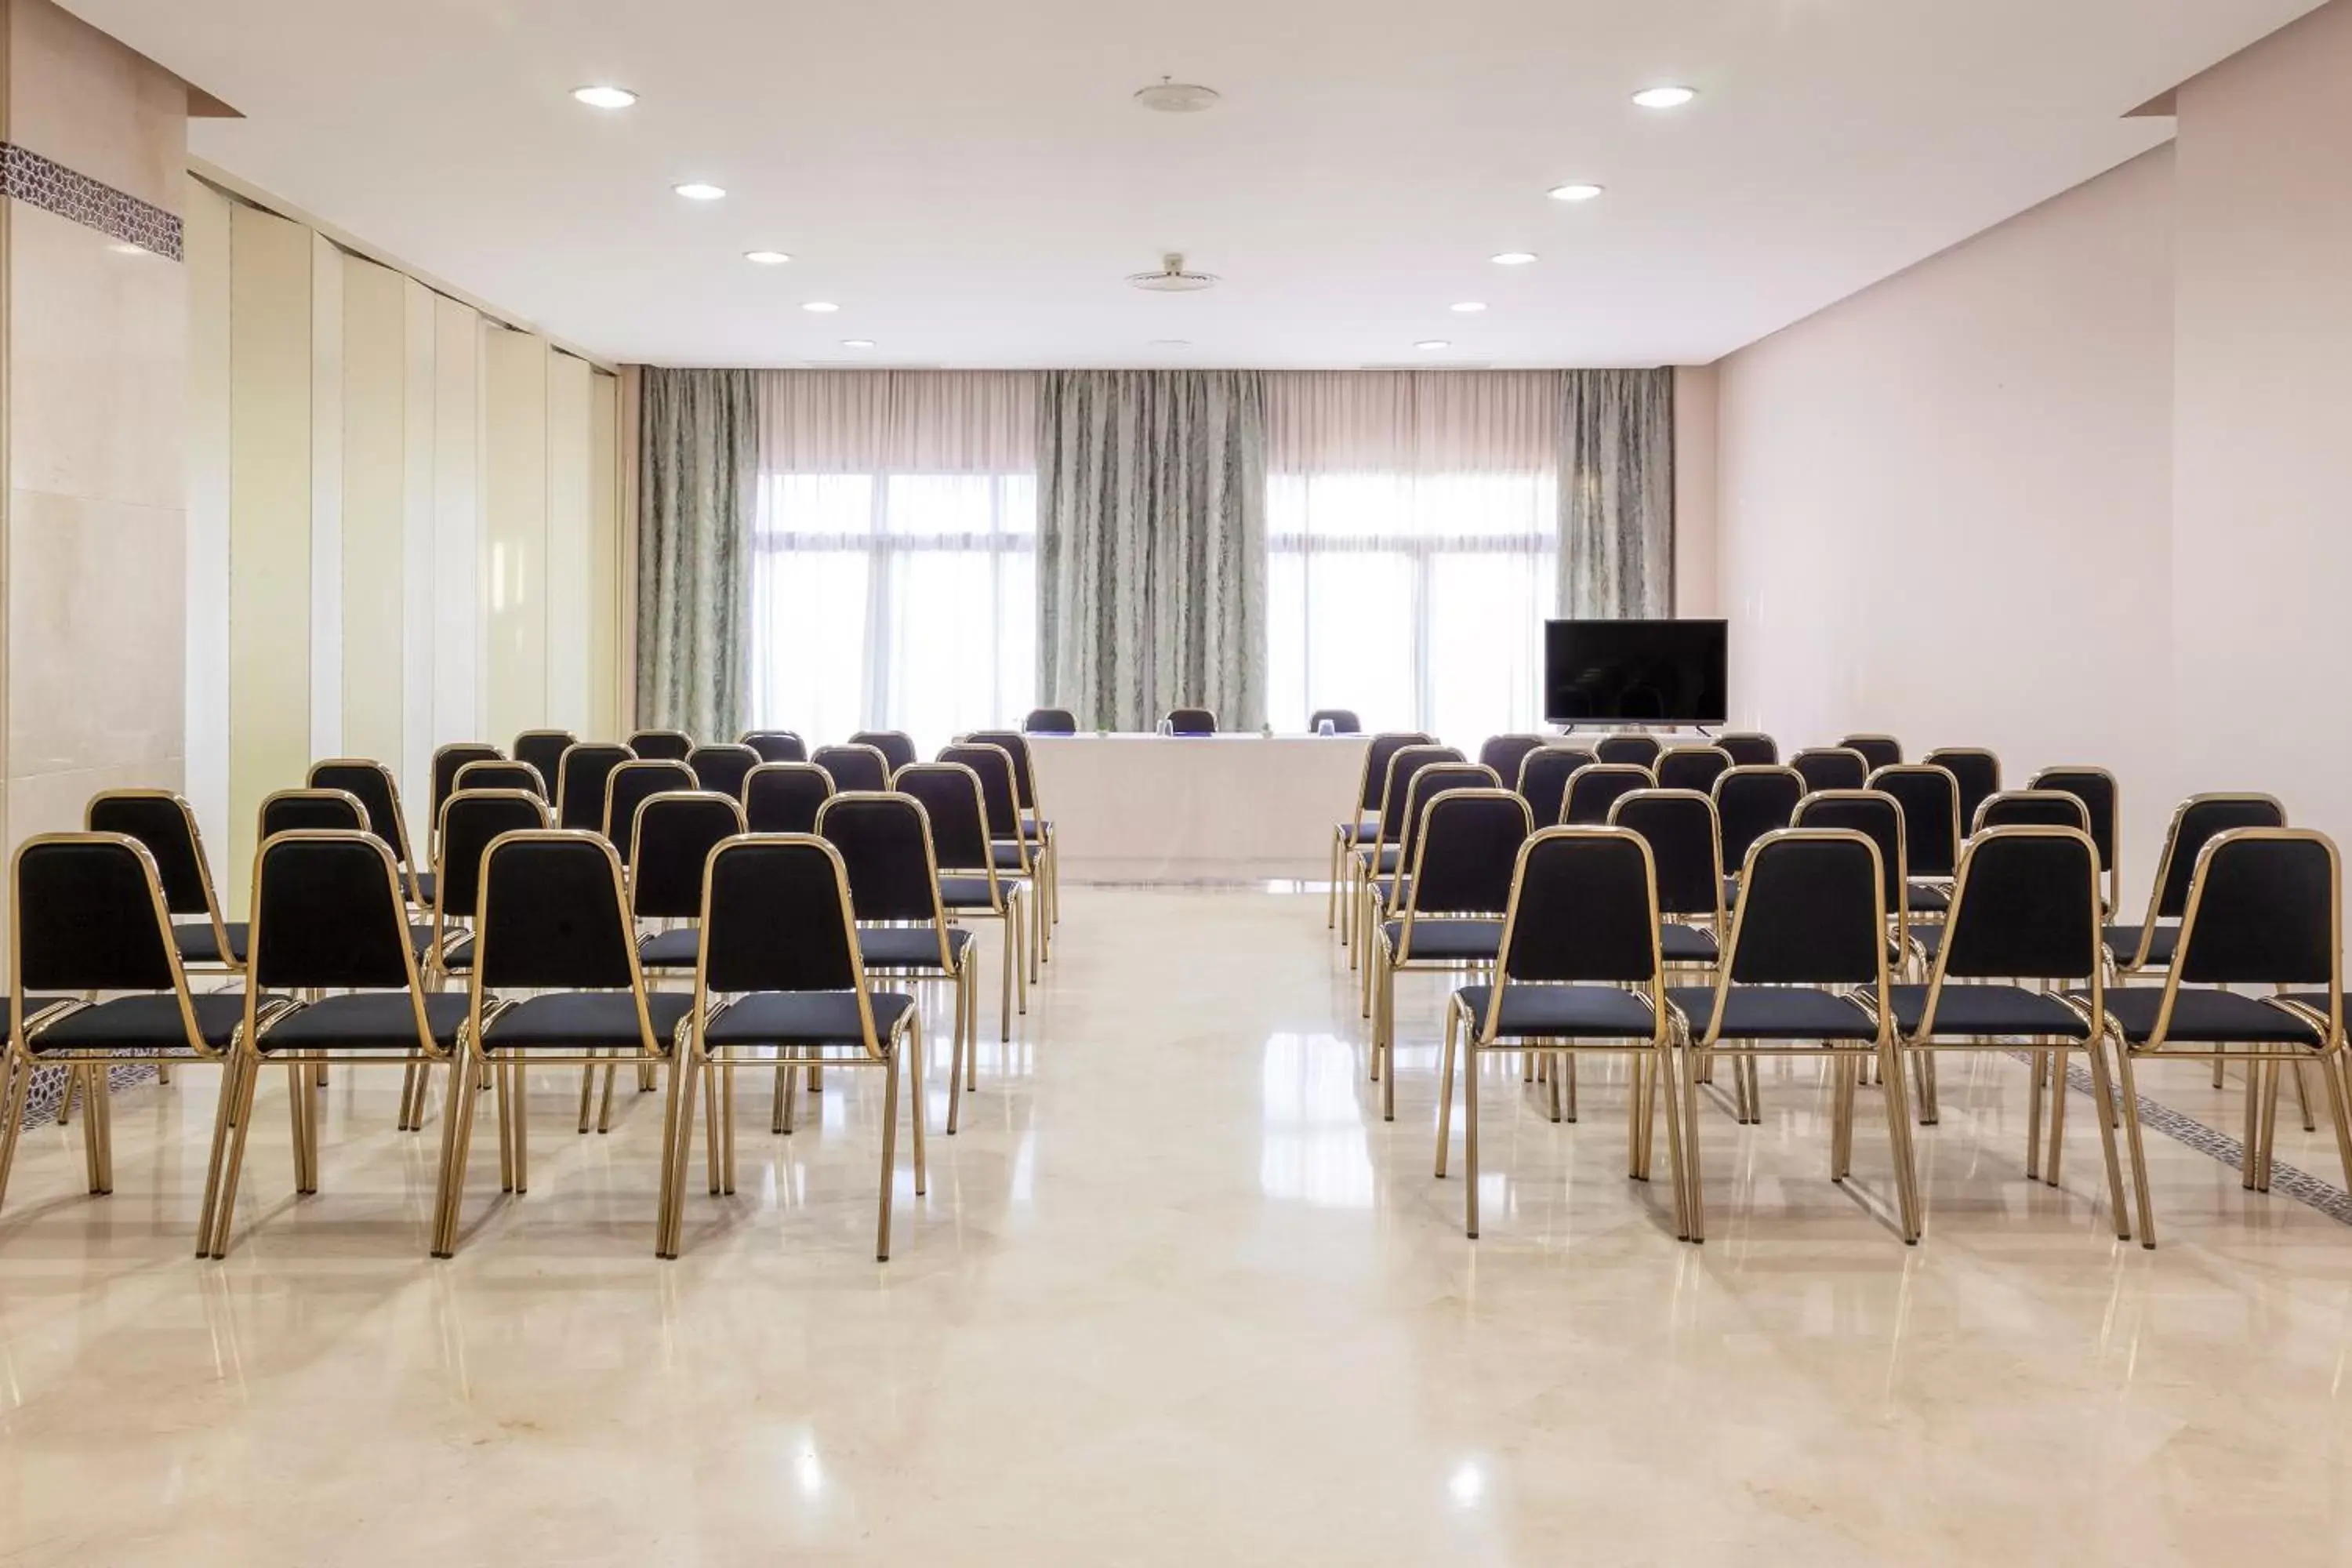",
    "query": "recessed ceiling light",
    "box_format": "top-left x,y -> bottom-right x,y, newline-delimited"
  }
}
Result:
572,85 -> 637,110
802,301 -> 840,313
1632,85 -> 1697,109
1547,183 -> 1604,202
1415,339 -> 1451,351
1450,301 -> 1486,314
839,339 -> 875,348
673,182 -> 726,201
744,250 -> 791,265
1490,251 -> 1538,266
